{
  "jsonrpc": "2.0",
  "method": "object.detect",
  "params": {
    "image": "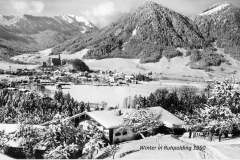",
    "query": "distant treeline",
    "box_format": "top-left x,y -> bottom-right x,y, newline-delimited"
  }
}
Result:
123,87 -> 208,116
188,48 -> 227,71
